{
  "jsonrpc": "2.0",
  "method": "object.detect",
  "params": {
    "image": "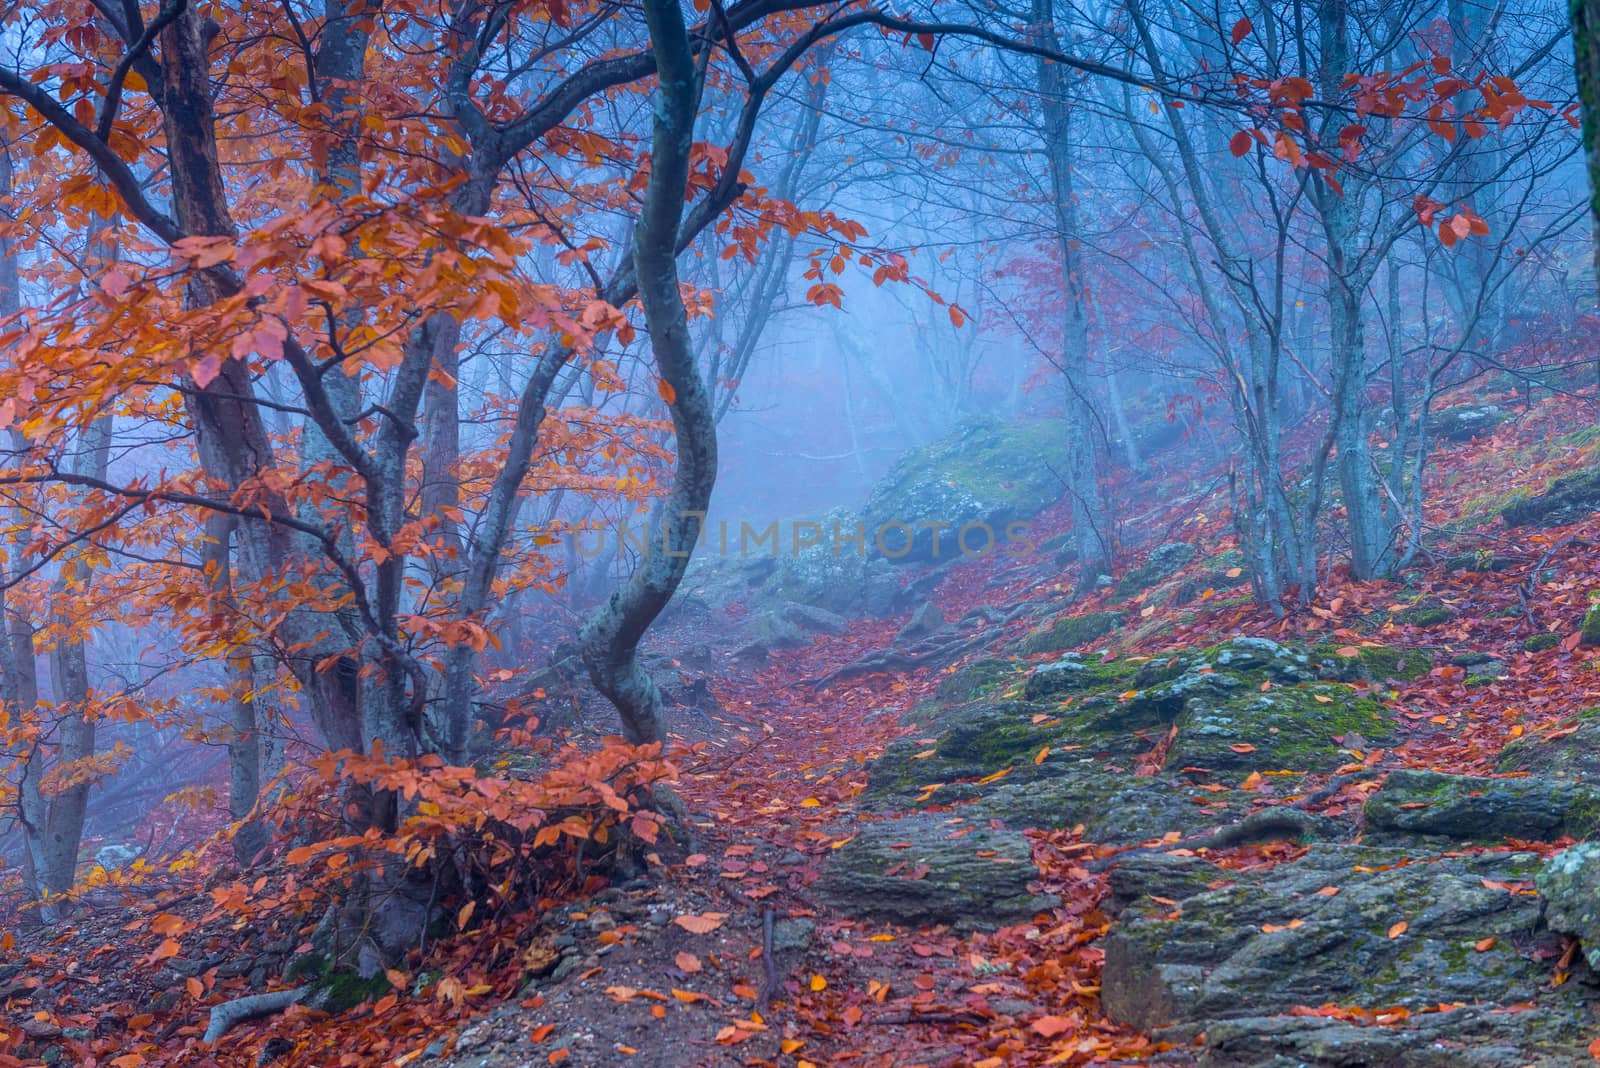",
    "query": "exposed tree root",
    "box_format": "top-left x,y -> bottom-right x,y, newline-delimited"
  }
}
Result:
203,986 -> 309,1043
